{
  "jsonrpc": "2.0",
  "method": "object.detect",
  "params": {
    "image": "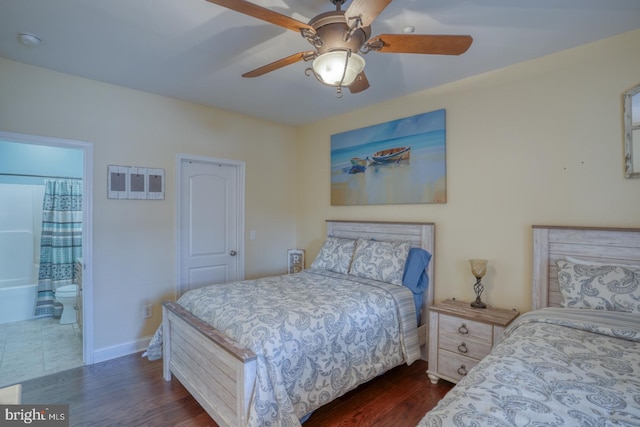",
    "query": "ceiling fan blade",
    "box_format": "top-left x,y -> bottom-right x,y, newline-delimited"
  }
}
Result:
349,72 -> 370,93
206,0 -> 314,33
370,34 -> 473,55
242,51 -> 315,78
345,0 -> 392,28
